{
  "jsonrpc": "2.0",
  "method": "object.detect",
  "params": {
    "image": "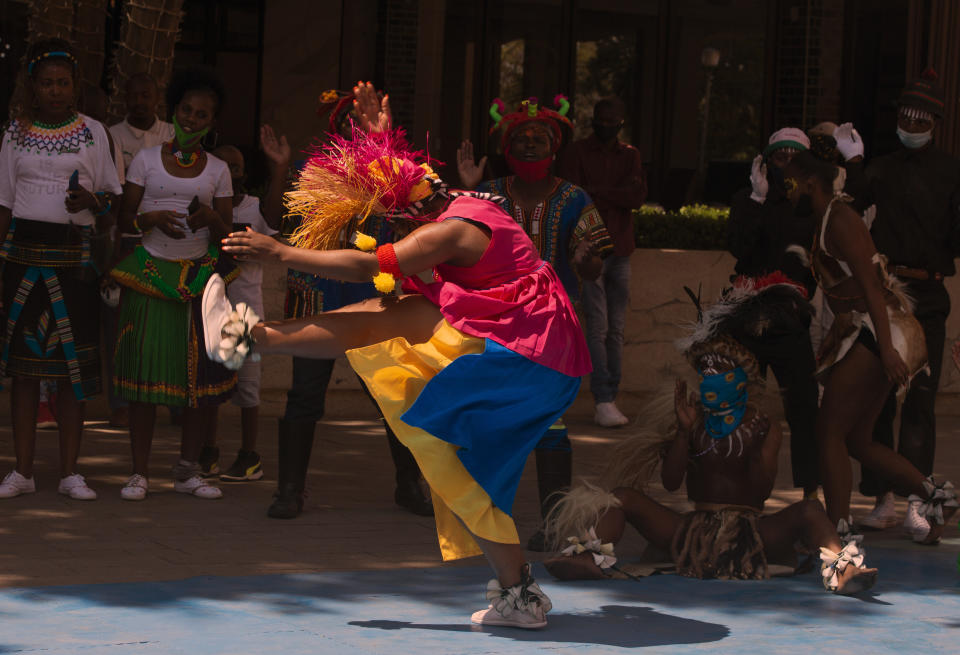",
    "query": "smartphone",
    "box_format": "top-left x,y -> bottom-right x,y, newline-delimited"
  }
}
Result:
68,170 -> 80,191
232,222 -> 251,233
187,195 -> 201,215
